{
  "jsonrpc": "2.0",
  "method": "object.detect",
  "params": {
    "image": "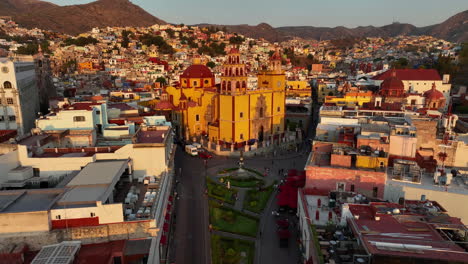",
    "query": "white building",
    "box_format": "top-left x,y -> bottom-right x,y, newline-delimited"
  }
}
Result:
0,56 -> 40,135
